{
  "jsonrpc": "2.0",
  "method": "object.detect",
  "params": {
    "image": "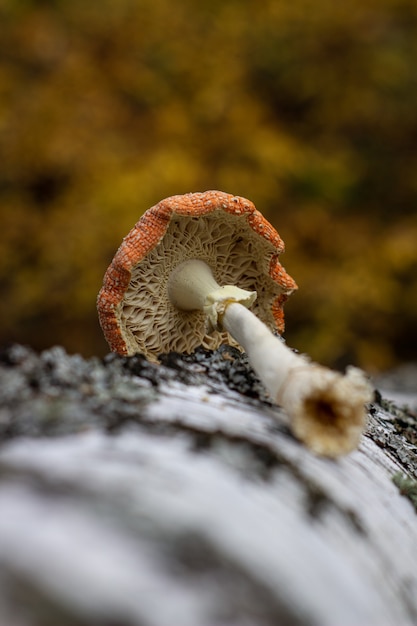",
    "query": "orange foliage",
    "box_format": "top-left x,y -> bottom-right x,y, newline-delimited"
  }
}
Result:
1,0 -> 416,370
